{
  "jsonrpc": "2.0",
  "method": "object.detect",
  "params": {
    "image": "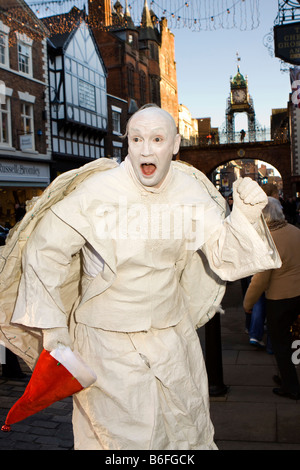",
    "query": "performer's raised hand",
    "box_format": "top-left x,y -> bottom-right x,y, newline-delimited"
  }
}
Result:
232,177 -> 268,224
